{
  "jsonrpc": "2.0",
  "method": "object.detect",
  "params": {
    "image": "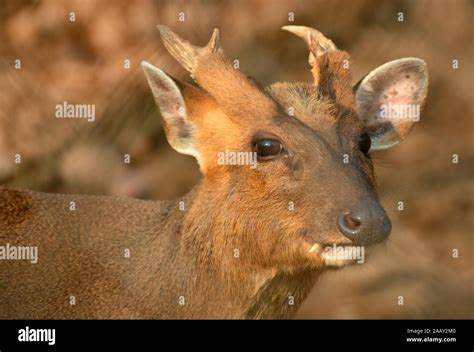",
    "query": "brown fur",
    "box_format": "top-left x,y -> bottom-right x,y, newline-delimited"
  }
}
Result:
314,51 -> 353,107
193,53 -> 278,120
0,186 -> 320,319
